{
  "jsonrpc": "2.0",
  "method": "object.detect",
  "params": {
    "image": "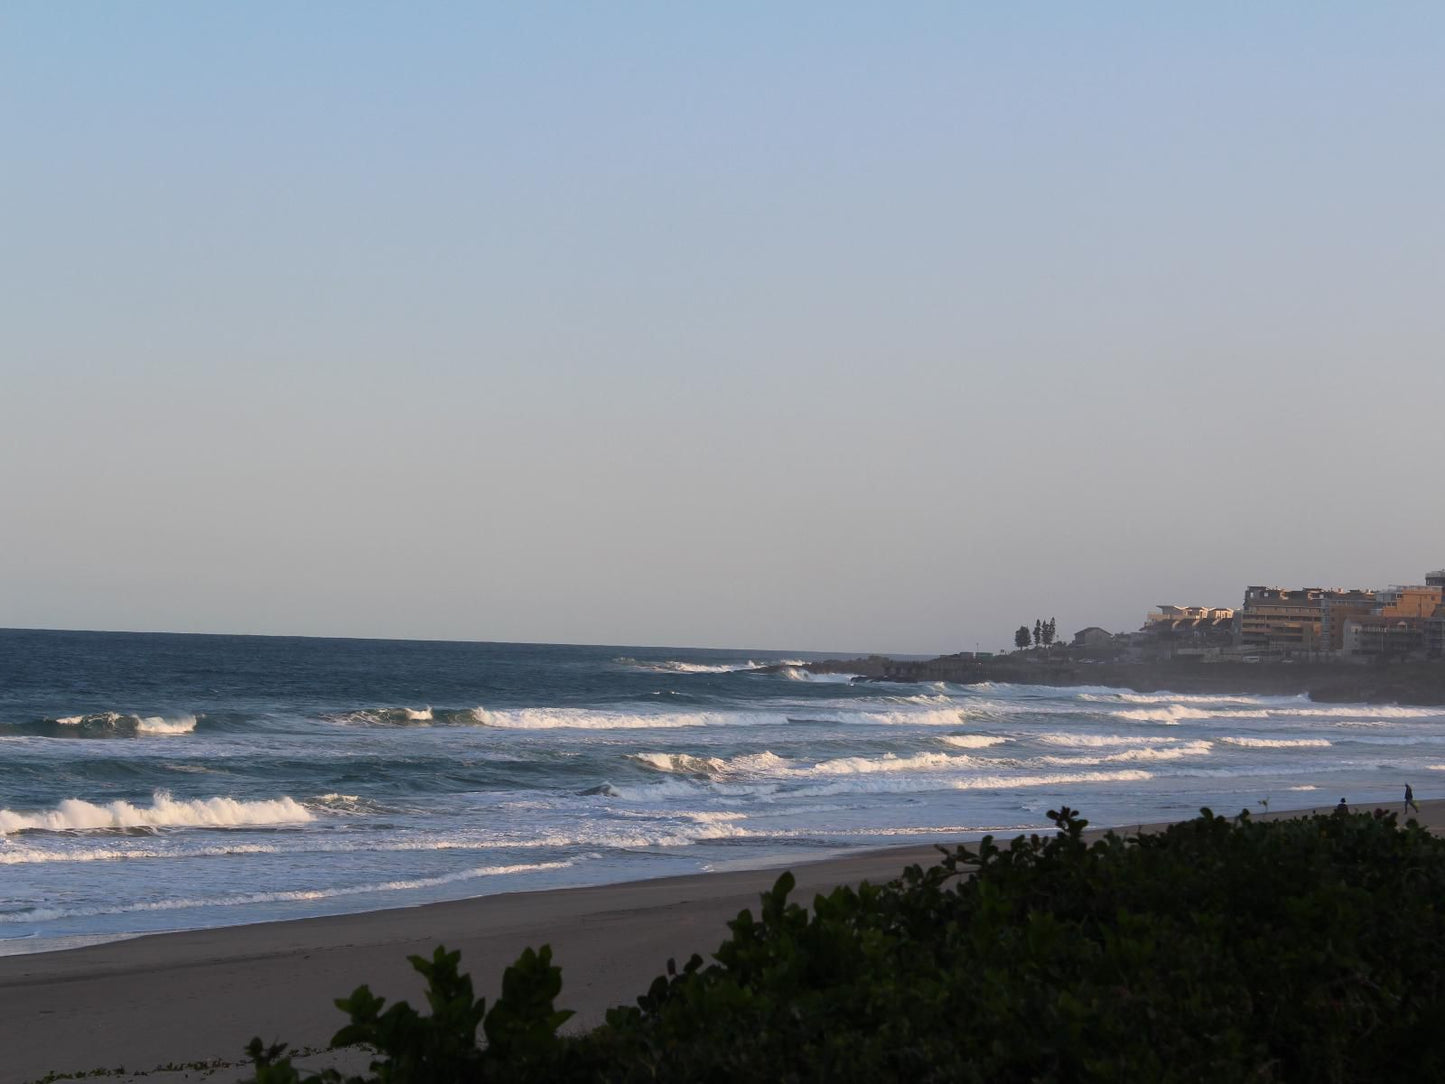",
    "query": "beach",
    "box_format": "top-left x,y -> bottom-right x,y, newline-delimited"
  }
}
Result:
6,797 -> 1440,1084
7,633 -> 1444,1082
